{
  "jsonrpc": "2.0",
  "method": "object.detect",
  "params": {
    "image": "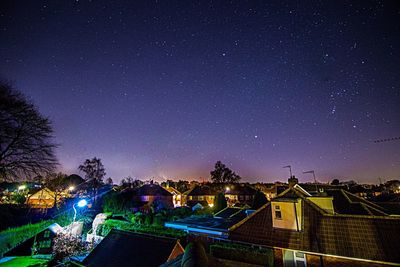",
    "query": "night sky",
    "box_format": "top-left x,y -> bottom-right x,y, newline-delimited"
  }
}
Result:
1,1 -> 399,184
